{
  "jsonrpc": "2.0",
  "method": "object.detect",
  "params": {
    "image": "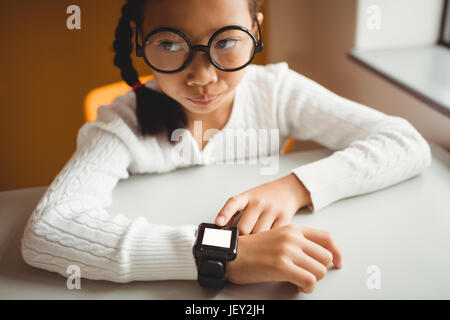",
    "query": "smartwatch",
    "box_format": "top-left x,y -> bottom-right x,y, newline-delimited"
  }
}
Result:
192,223 -> 239,289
